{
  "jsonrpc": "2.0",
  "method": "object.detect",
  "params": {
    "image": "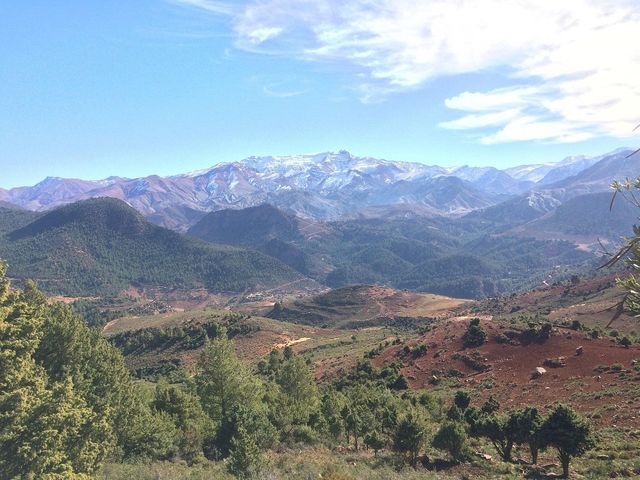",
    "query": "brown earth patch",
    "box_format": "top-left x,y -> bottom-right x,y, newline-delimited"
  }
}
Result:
374,318 -> 640,427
